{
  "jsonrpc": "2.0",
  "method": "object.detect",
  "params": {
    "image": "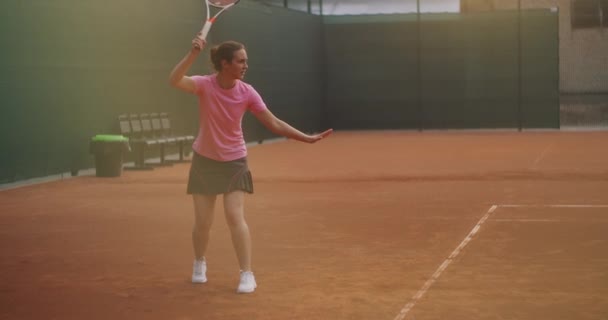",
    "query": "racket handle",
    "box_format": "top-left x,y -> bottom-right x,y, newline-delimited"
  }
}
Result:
194,21 -> 211,50
200,21 -> 212,41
